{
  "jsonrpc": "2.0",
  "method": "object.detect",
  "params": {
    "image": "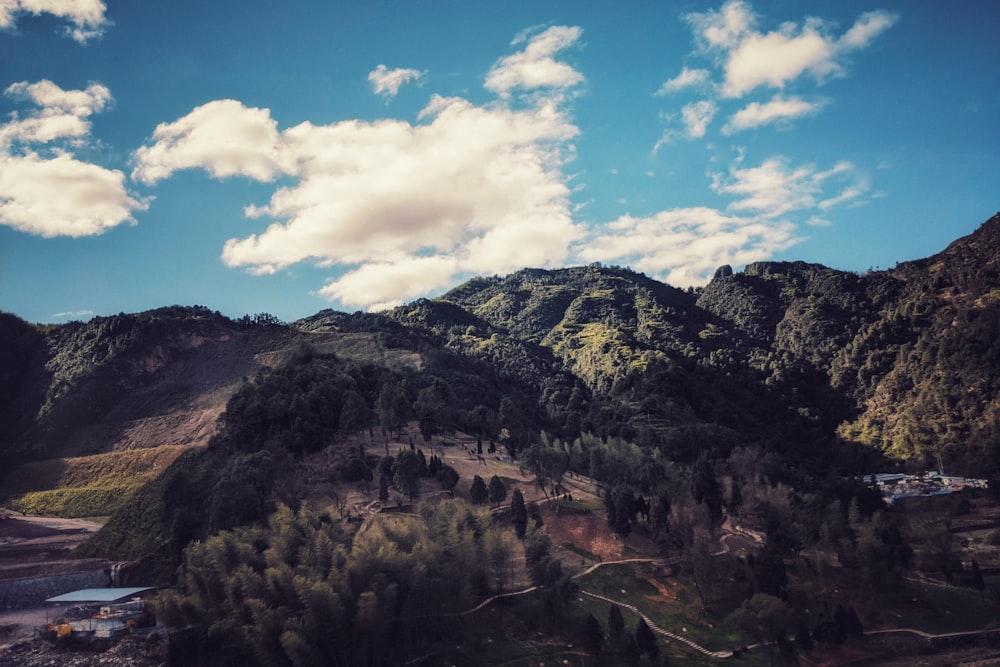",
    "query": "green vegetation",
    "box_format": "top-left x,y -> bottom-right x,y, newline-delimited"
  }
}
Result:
5,214 -> 1000,663
2,445 -> 187,517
